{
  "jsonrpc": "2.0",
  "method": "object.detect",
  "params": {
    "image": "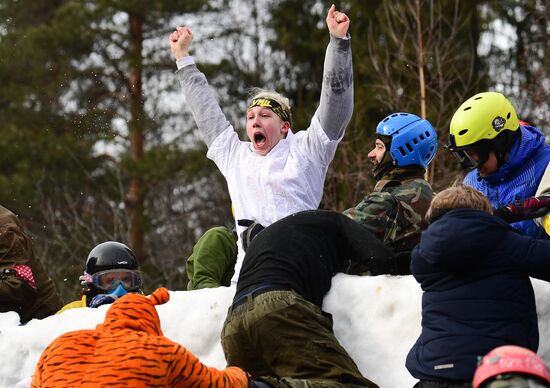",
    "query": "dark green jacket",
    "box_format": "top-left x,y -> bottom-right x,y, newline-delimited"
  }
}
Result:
0,205 -> 63,323
186,226 -> 237,290
344,169 -> 433,252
